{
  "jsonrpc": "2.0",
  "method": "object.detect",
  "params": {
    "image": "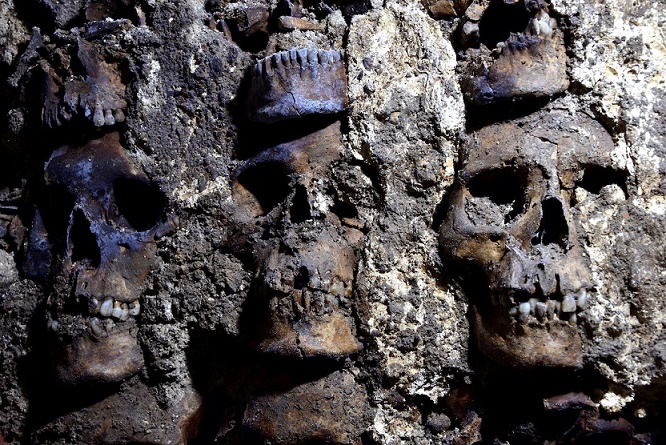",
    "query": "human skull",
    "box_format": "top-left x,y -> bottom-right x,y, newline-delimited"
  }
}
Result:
29,132 -> 174,384
458,0 -> 568,104
440,109 -> 625,368
232,120 -> 363,359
